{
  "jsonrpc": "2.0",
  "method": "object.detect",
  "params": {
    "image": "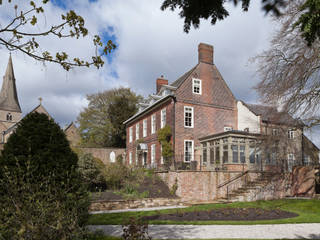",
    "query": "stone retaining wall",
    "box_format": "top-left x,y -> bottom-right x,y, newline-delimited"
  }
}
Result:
157,170 -> 261,201
89,198 -> 183,212
157,167 -> 316,201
